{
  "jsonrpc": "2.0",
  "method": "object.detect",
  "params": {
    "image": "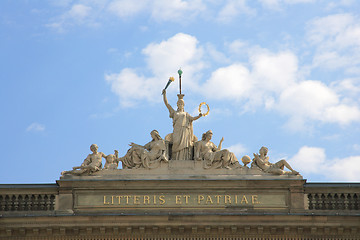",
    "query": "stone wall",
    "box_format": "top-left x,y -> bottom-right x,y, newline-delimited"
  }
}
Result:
1,181 -> 360,240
